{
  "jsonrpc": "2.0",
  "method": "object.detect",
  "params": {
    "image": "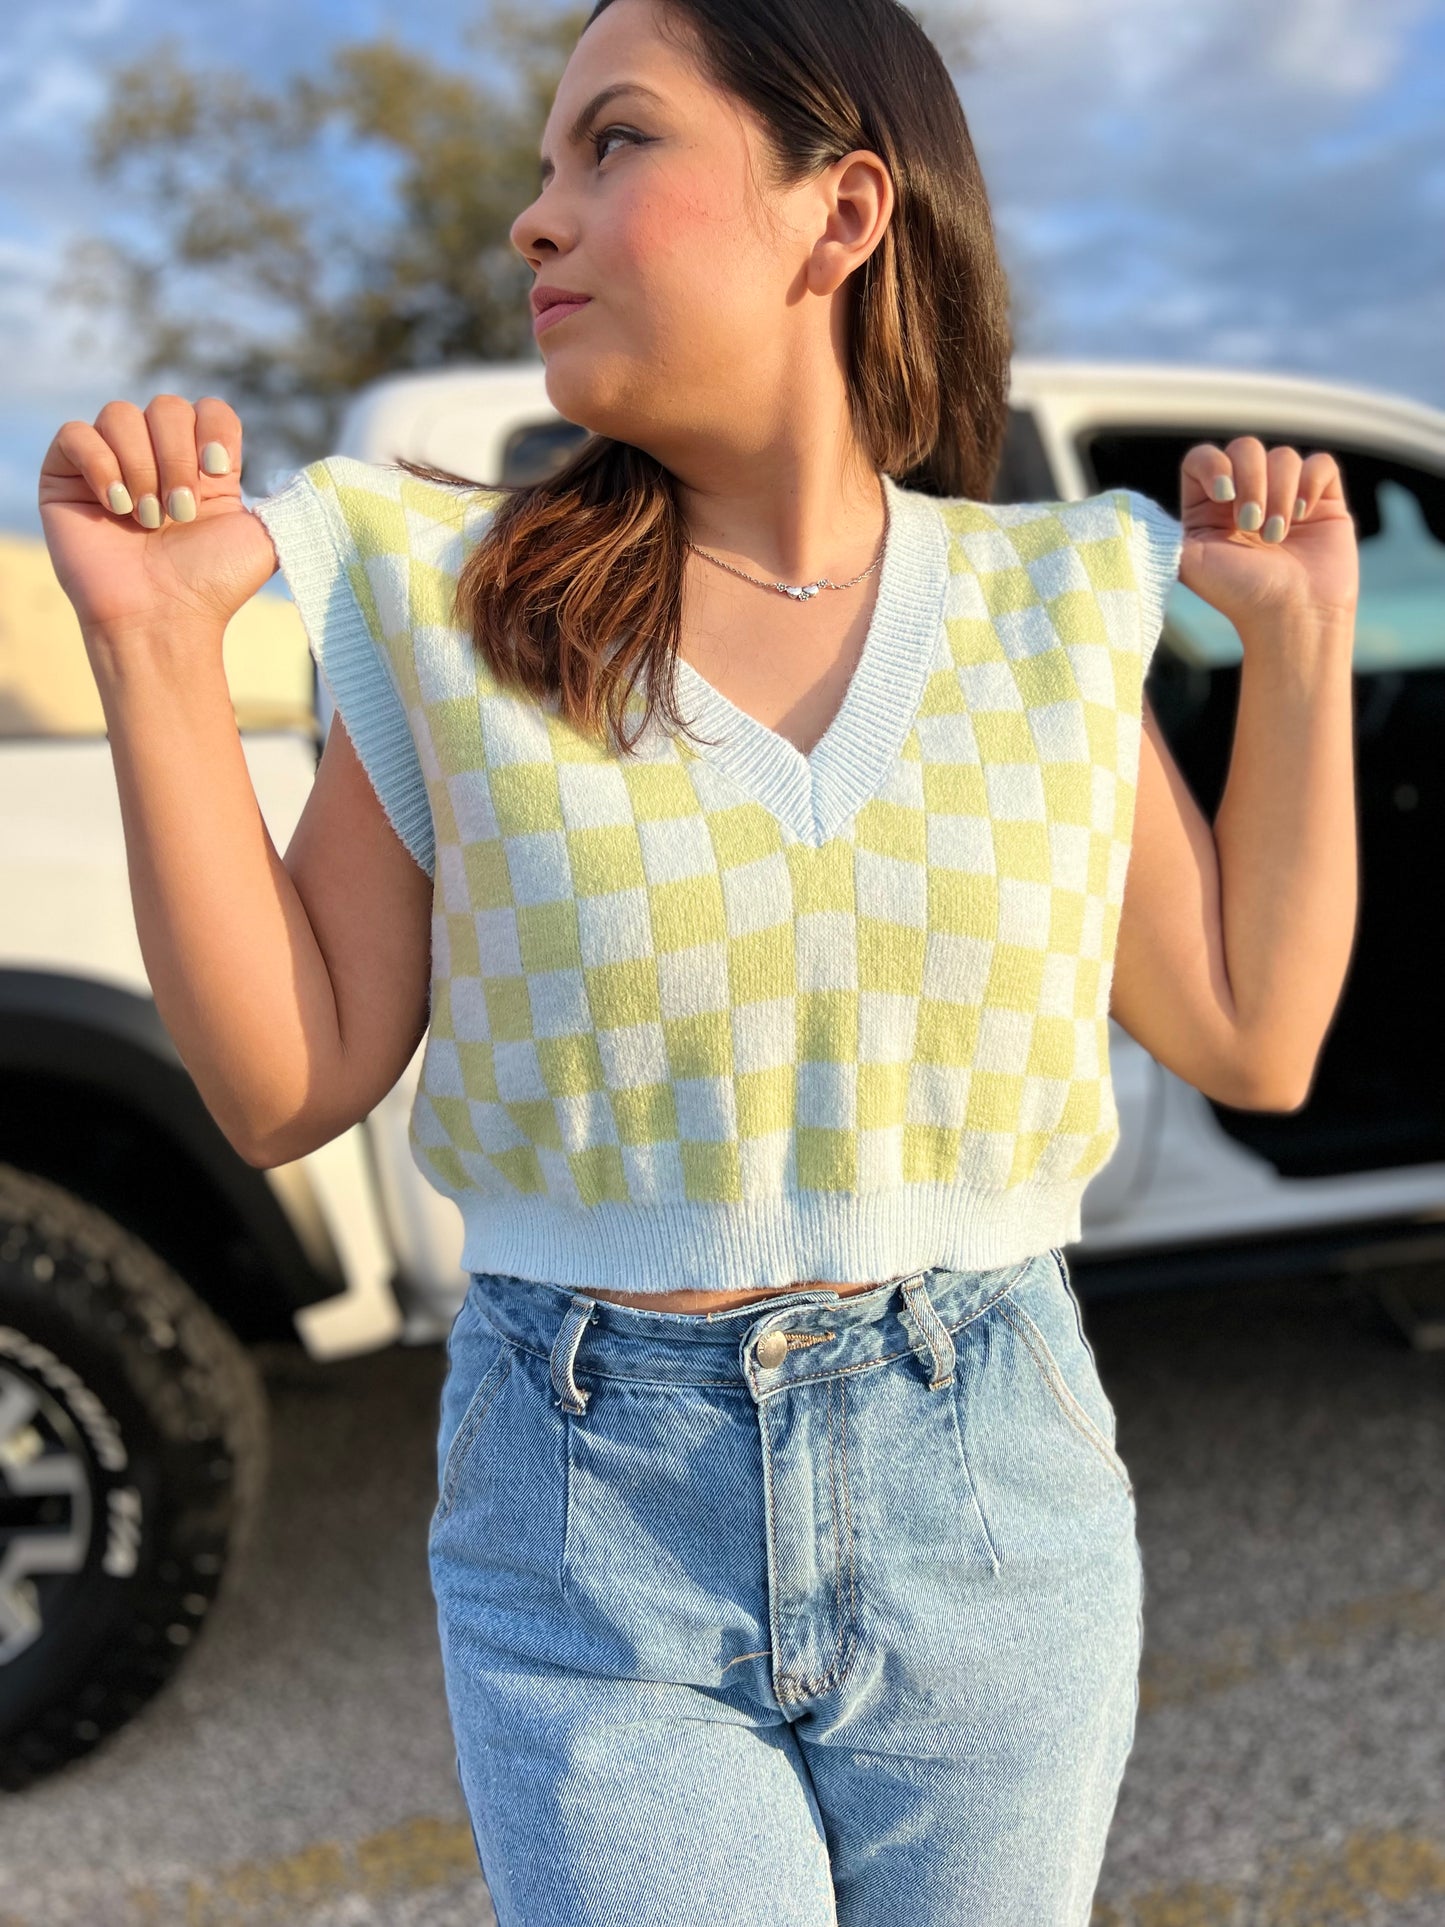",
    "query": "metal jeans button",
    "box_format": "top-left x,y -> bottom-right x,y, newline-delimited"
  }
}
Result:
755,1329 -> 789,1369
